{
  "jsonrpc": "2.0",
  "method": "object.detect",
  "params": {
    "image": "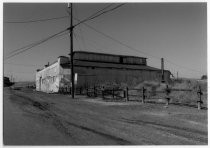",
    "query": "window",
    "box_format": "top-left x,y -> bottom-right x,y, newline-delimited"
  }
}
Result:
120,57 -> 123,64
